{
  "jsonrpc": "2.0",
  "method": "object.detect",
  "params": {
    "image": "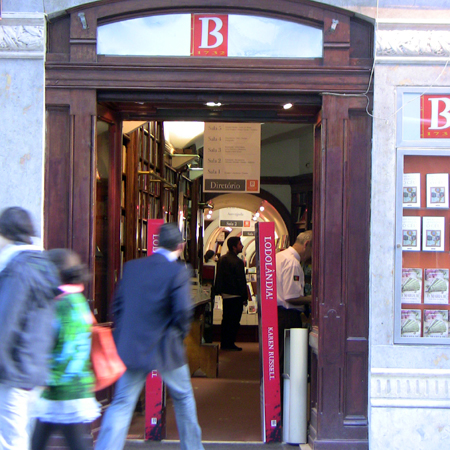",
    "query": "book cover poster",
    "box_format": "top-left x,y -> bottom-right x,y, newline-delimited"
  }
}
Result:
424,269 -> 449,304
403,173 -> 421,208
402,216 -> 421,251
422,216 -> 445,252
401,268 -> 422,303
401,309 -> 421,337
424,310 -> 449,338
426,173 -> 449,208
